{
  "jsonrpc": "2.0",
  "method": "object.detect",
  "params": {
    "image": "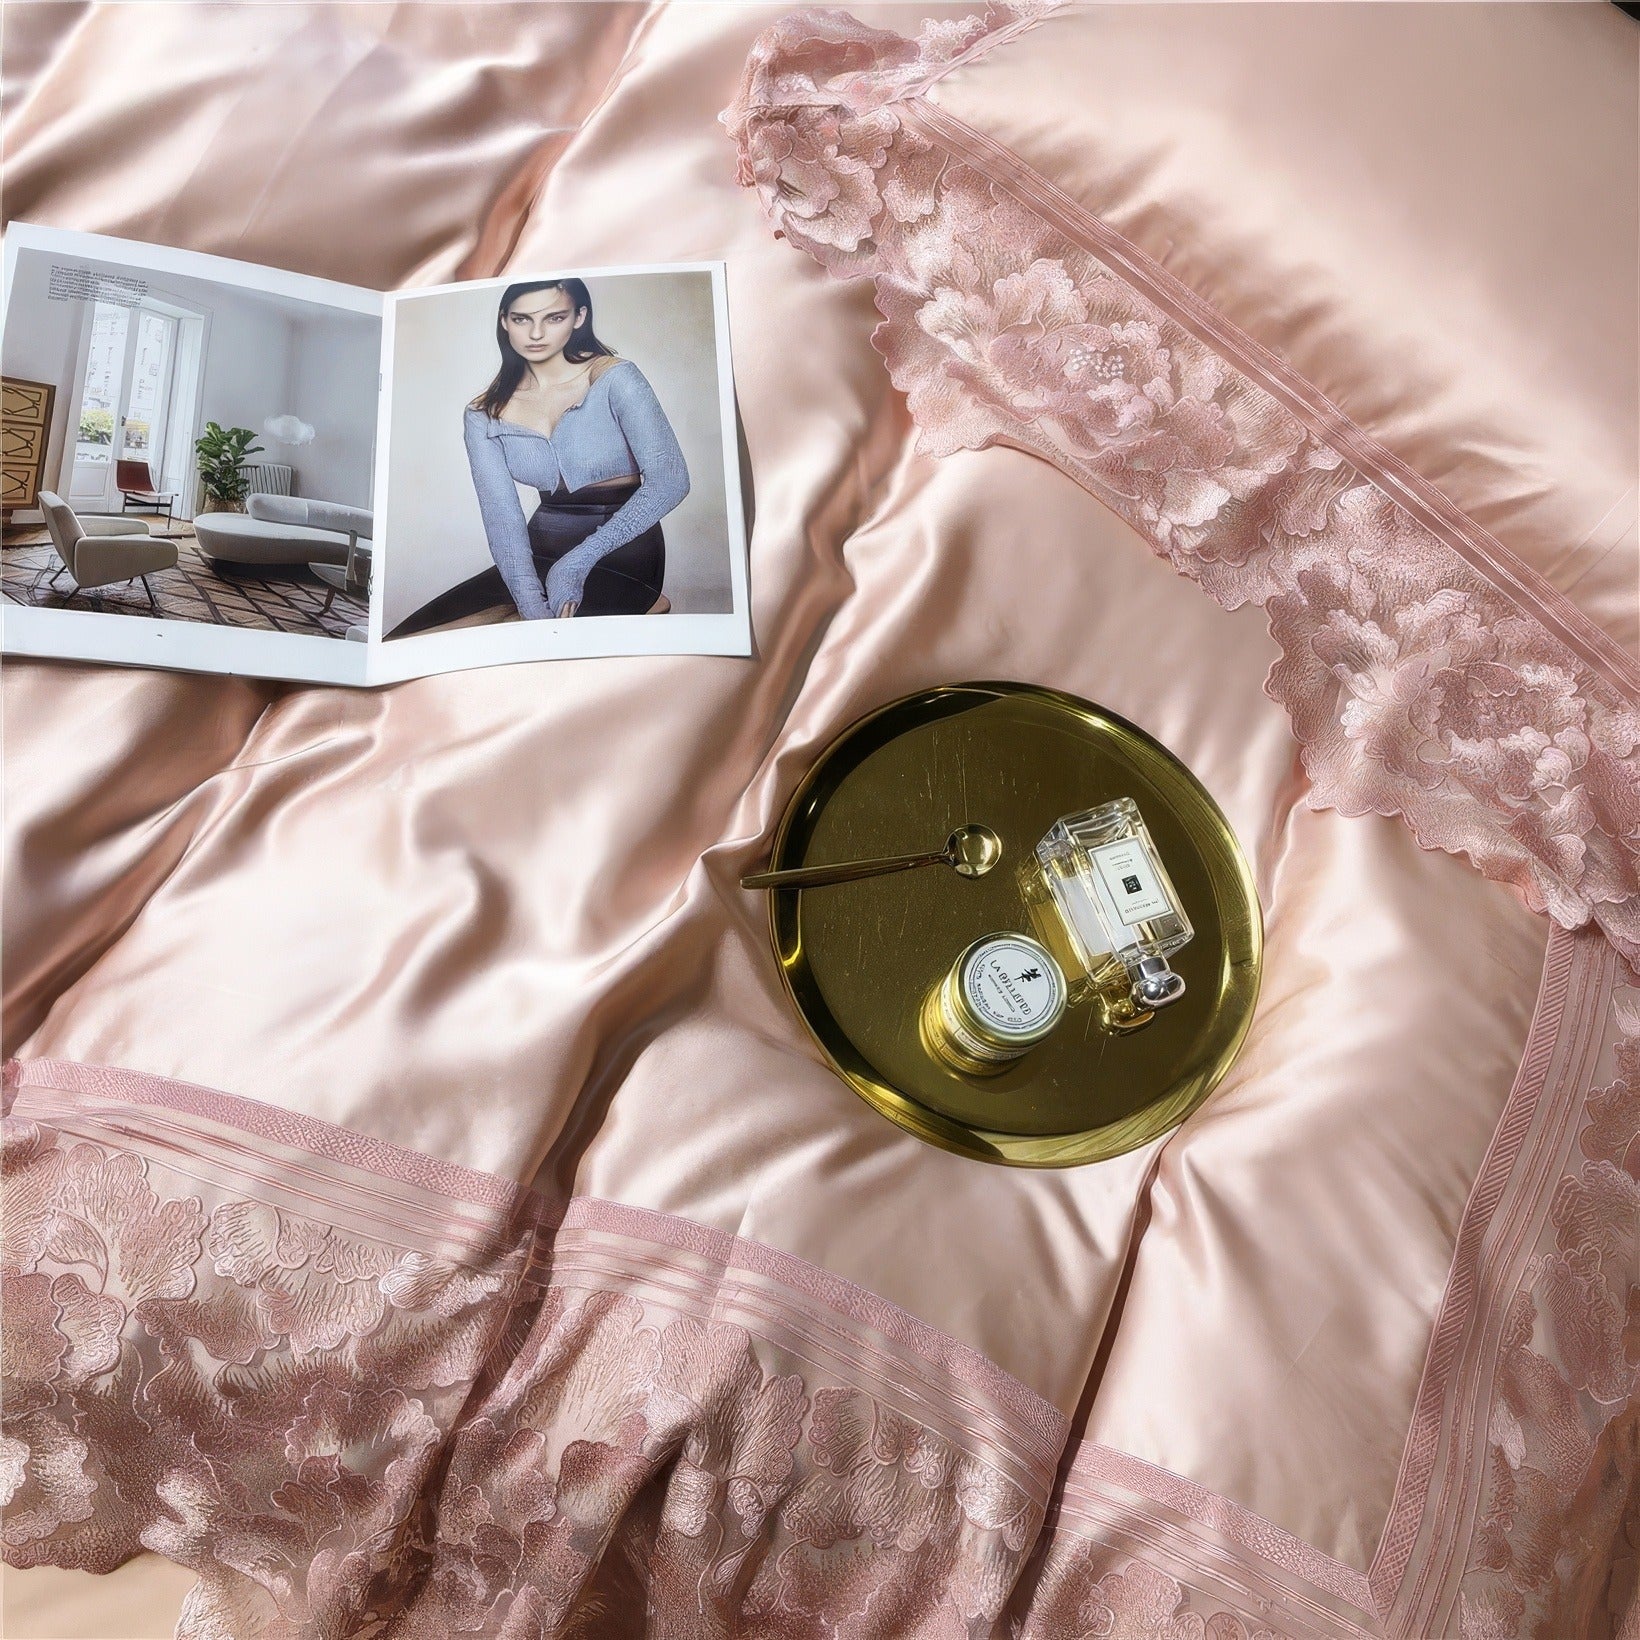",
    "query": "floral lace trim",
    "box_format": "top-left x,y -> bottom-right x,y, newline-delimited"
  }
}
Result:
1030,1442 -> 1380,1640
1373,928 -> 1640,1638
1449,1003 -> 1640,1640
1008,928 -> 1638,1640
549,1195 -> 1068,1468
1009,1544 -> 1361,1640
2,1058 -> 1065,1637
5,1012 -> 1635,1635
2,1056 -> 1366,1639
1060,1444 -> 1375,1616
720,4 -> 1640,973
